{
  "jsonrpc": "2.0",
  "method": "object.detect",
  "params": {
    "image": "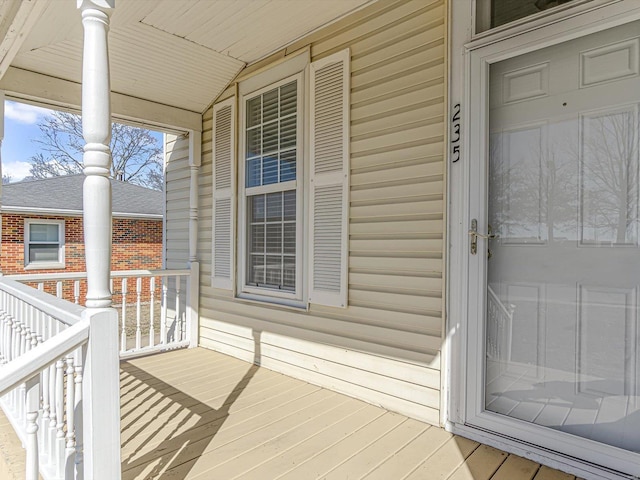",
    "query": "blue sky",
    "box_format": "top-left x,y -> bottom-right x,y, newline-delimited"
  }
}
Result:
2,100 -> 163,182
2,101 -> 52,181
